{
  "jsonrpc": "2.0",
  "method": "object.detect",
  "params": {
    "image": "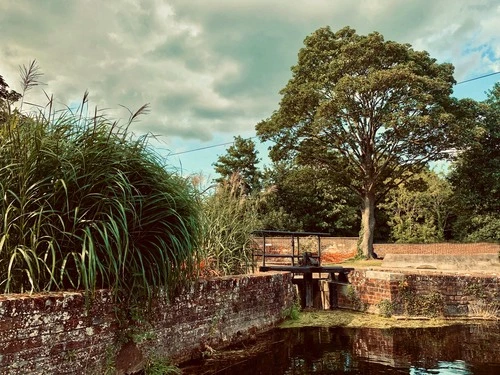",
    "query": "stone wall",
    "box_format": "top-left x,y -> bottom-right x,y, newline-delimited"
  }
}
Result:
0,272 -> 295,374
337,269 -> 500,317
